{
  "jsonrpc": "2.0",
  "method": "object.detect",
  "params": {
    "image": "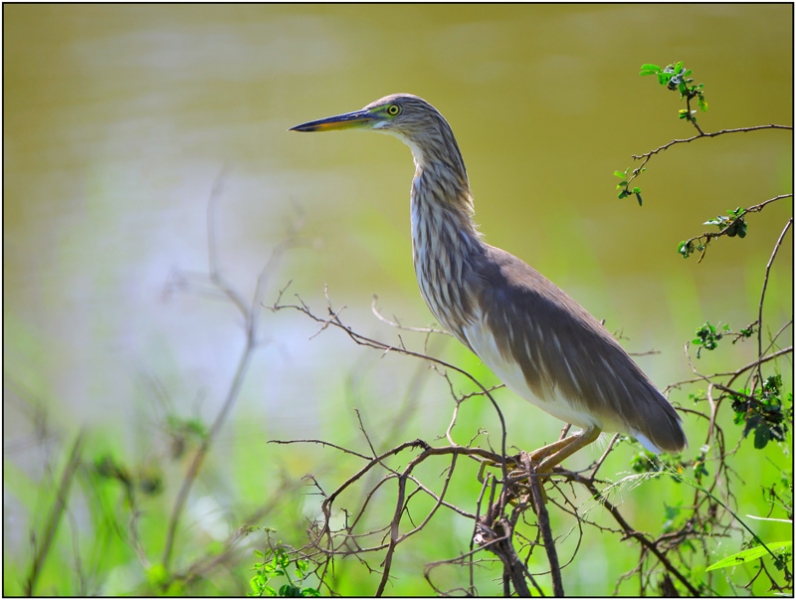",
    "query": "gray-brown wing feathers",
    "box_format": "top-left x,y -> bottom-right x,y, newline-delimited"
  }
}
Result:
469,246 -> 686,453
